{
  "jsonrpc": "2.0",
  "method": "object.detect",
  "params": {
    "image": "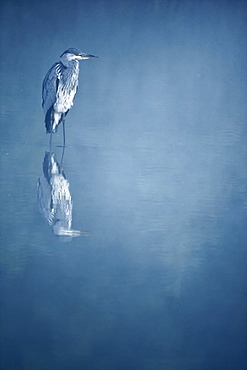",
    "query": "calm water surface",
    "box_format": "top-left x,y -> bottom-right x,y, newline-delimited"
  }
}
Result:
0,1 -> 246,369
